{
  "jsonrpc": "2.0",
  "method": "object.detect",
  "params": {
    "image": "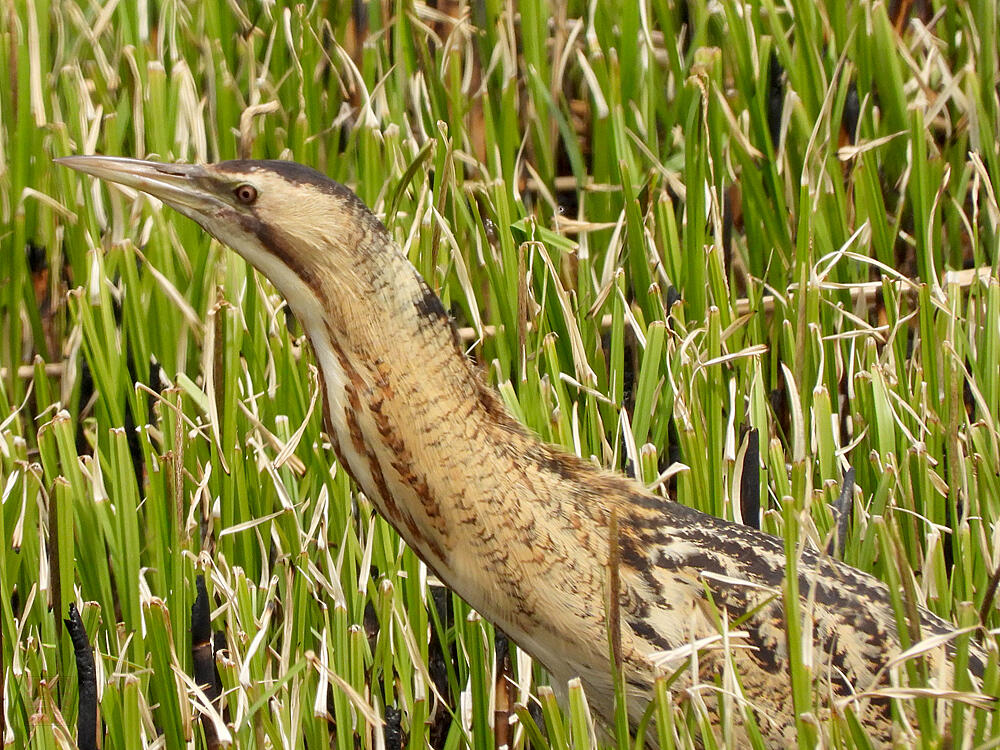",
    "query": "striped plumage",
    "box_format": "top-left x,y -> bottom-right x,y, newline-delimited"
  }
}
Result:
57,156 -> 989,746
